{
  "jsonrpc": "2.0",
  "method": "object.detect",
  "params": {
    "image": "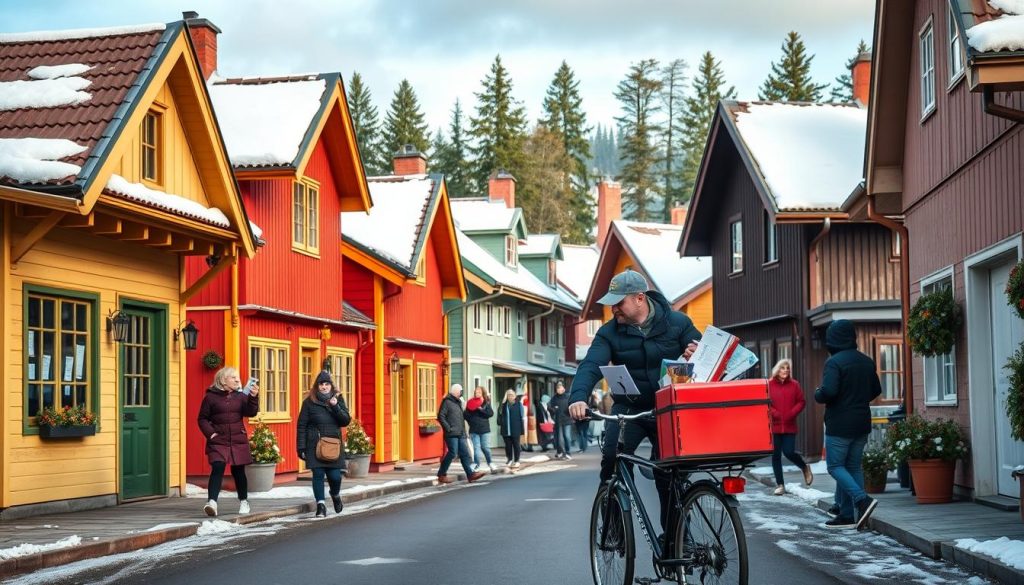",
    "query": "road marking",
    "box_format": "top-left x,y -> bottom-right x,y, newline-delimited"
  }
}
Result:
340,557 -> 417,566
524,498 -> 574,502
